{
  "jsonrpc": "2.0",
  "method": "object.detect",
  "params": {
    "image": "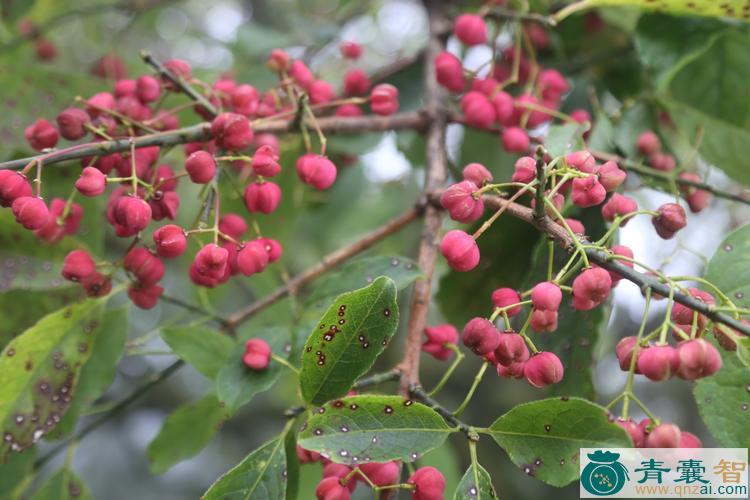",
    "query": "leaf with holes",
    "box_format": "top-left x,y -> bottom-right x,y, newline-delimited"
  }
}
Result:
453,463 -> 497,500
558,0 -> 750,22
0,298 -> 105,459
486,398 -> 631,487
694,342 -> 750,447
297,395 -> 452,465
705,223 -> 750,316
147,394 -> 230,474
203,434 -> 287,500
161,325 -> 234,380
306,256 -> 421,306
30,467 -> 92,500
49,307 -> 128,439
216,326 -> 290,413
299,277 -> 399,406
